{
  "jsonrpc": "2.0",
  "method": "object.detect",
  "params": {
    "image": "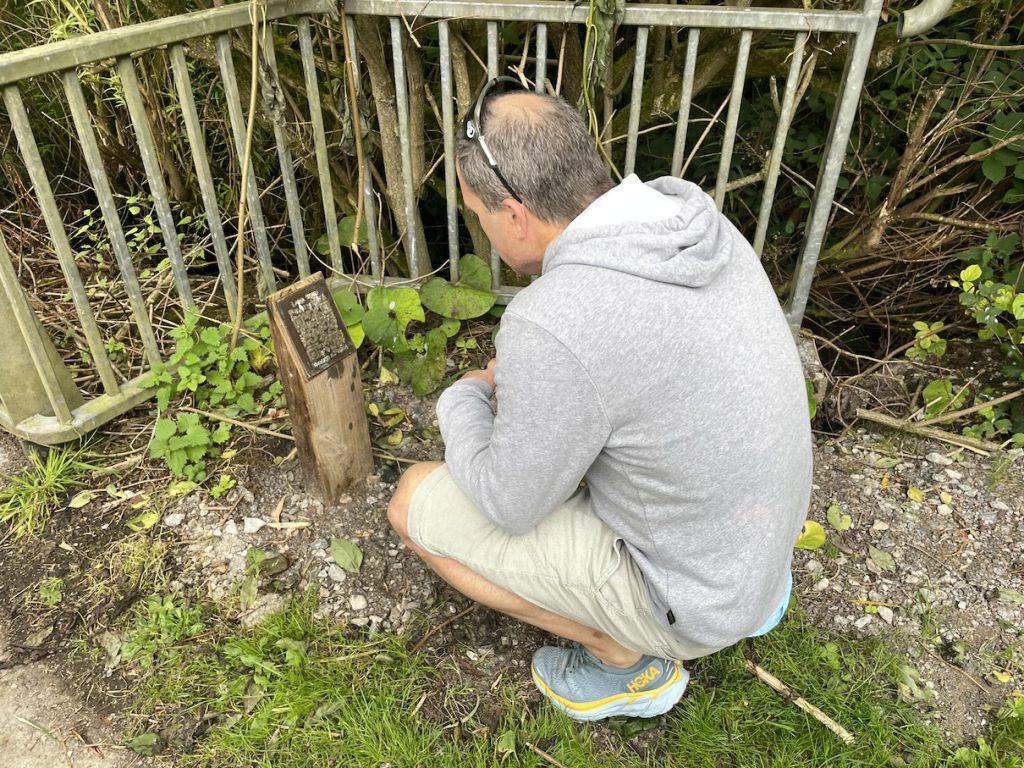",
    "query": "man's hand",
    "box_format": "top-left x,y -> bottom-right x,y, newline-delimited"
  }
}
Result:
461,358 -> 496,389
